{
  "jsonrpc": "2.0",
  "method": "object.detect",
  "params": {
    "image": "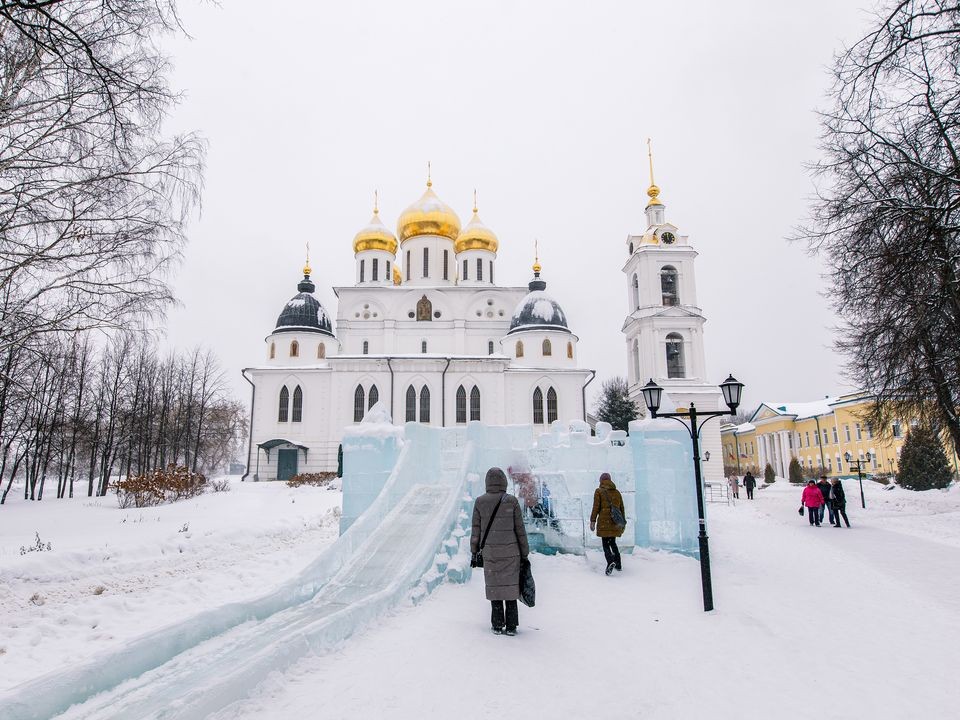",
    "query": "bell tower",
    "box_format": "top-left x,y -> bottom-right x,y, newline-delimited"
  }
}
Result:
622,141 -> 722,480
